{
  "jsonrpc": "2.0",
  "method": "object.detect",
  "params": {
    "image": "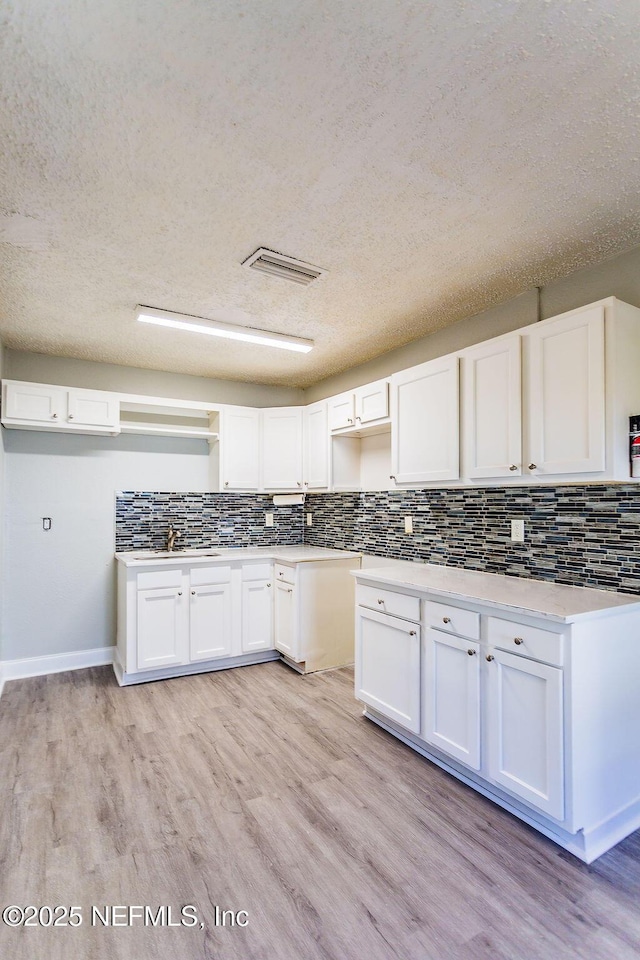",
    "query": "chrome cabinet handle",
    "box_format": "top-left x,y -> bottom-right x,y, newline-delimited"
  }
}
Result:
267,582 -> 271,587
389,475 -> 396,482
191,590 -> 196,596
224,481 -> 229,487
442,617 -> 451,624
52,412 -> 58,419
468,649 -> 476,656
509,464 -> 518,471
528,463 -> 537,470
347,418 -> 353,424
486,654 -> 494,662
377,598 -> 384,605
178,591 -> 183,596
286,588 -> 293,593
68,413 -> 74,420
409,630 -> 417,636
514,637 -> 523,645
